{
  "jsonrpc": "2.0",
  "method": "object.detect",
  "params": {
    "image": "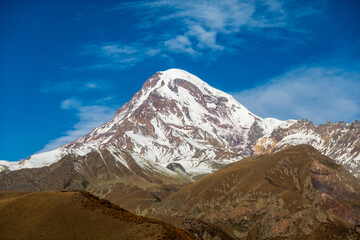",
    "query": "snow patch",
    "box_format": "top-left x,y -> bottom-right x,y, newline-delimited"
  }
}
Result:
0,148 -> 66,171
